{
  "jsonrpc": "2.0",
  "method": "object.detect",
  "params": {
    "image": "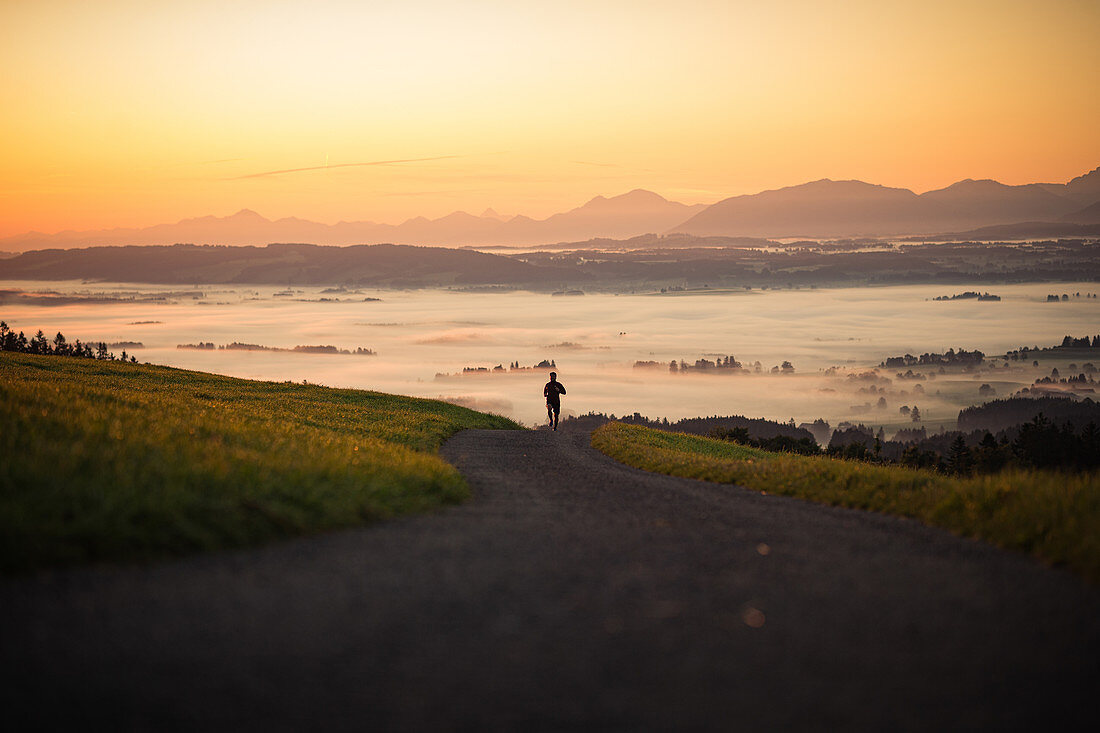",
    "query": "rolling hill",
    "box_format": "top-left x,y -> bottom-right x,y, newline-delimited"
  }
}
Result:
0,243 -> 586,286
